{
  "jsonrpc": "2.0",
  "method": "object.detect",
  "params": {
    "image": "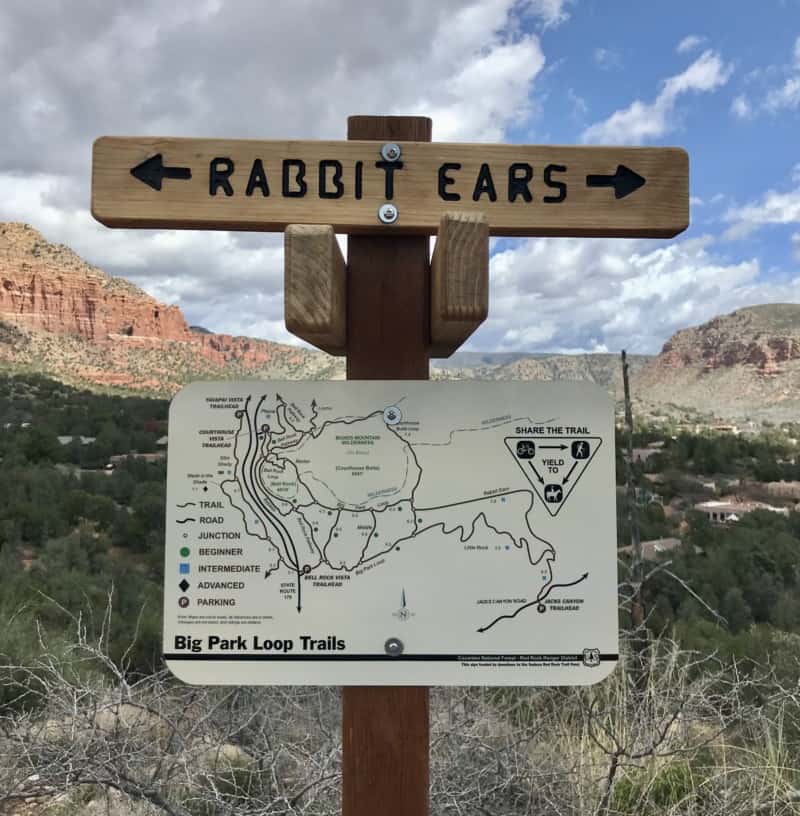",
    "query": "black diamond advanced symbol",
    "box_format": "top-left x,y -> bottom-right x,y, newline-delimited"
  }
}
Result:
179,579 -> 190,593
